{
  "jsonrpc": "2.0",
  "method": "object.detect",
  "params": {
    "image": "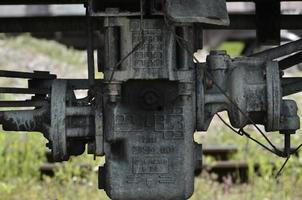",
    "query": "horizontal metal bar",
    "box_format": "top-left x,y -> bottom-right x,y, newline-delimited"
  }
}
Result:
29,79 -> 102,90
0,15 -> 103,33
0,100 -> 48,107
67,127 -> 92,138
0,0 -> 299,5
0,14 -> 302,33
0,0 -> 86,5
0,70 -> 56,79
282,77 -> 302,96
0,87 -> 49,94
66,107 -> 93,116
